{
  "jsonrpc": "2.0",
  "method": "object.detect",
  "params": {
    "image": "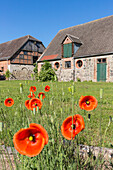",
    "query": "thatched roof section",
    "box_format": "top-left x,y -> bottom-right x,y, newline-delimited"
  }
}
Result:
0,35 -> 42,61
39,15 -> 113,61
